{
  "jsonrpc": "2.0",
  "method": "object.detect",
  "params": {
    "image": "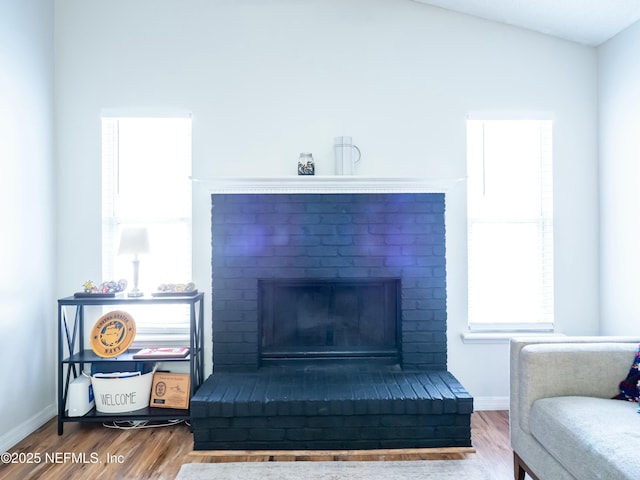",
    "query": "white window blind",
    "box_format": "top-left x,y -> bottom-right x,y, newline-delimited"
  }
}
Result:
466,118 -> 554,332
101,116 -> 193,344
